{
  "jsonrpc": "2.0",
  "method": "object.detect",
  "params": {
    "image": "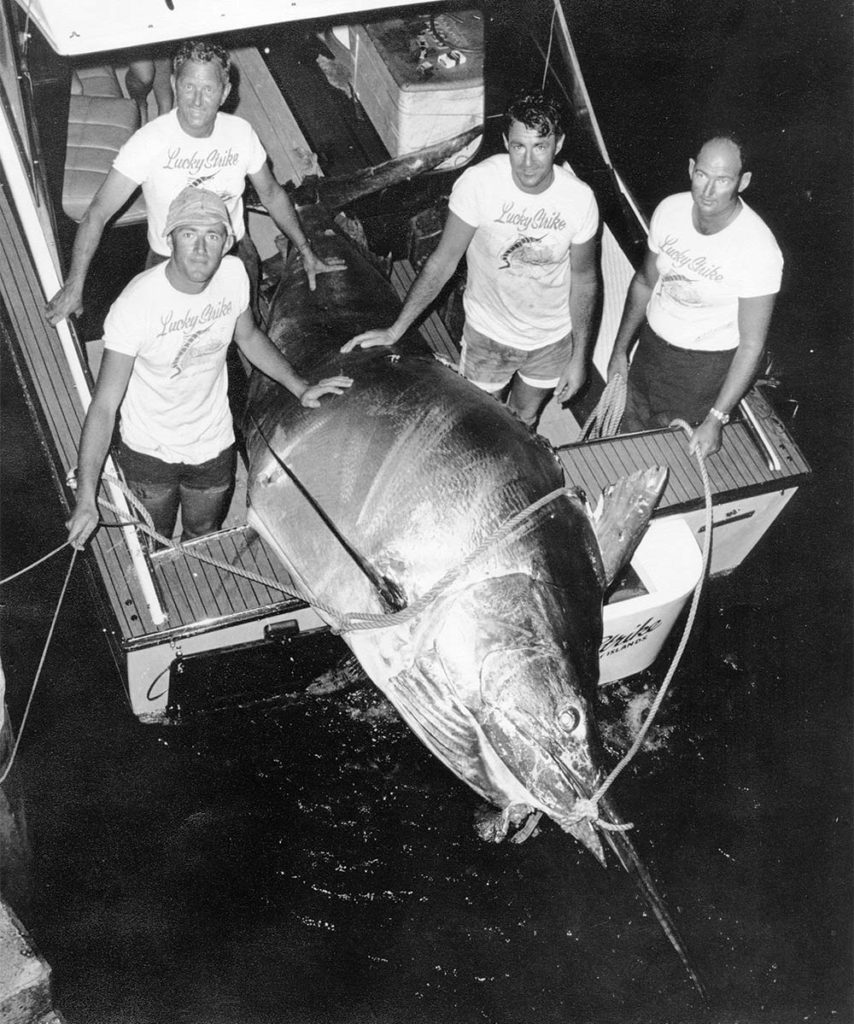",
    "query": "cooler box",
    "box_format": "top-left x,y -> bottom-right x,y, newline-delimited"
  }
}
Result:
346,10 -> 484,170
